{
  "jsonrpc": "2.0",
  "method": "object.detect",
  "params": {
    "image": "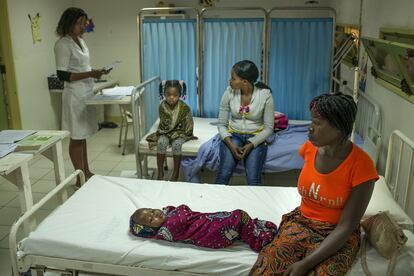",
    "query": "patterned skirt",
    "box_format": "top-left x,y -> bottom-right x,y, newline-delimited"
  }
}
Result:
250,208 -> 360,276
